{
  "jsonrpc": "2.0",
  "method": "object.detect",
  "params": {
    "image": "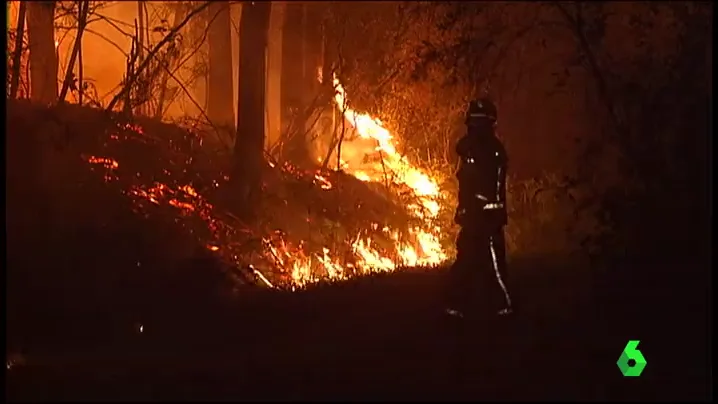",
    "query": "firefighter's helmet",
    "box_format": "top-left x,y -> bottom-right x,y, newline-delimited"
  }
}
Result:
465,98 -> 497,123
